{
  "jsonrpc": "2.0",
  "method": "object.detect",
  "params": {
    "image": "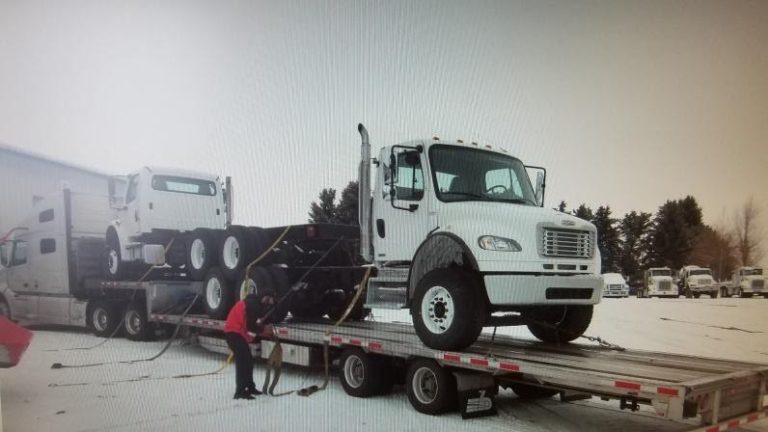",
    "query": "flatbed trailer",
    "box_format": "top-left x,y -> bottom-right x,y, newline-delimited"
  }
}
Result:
149,310 -> 768,432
